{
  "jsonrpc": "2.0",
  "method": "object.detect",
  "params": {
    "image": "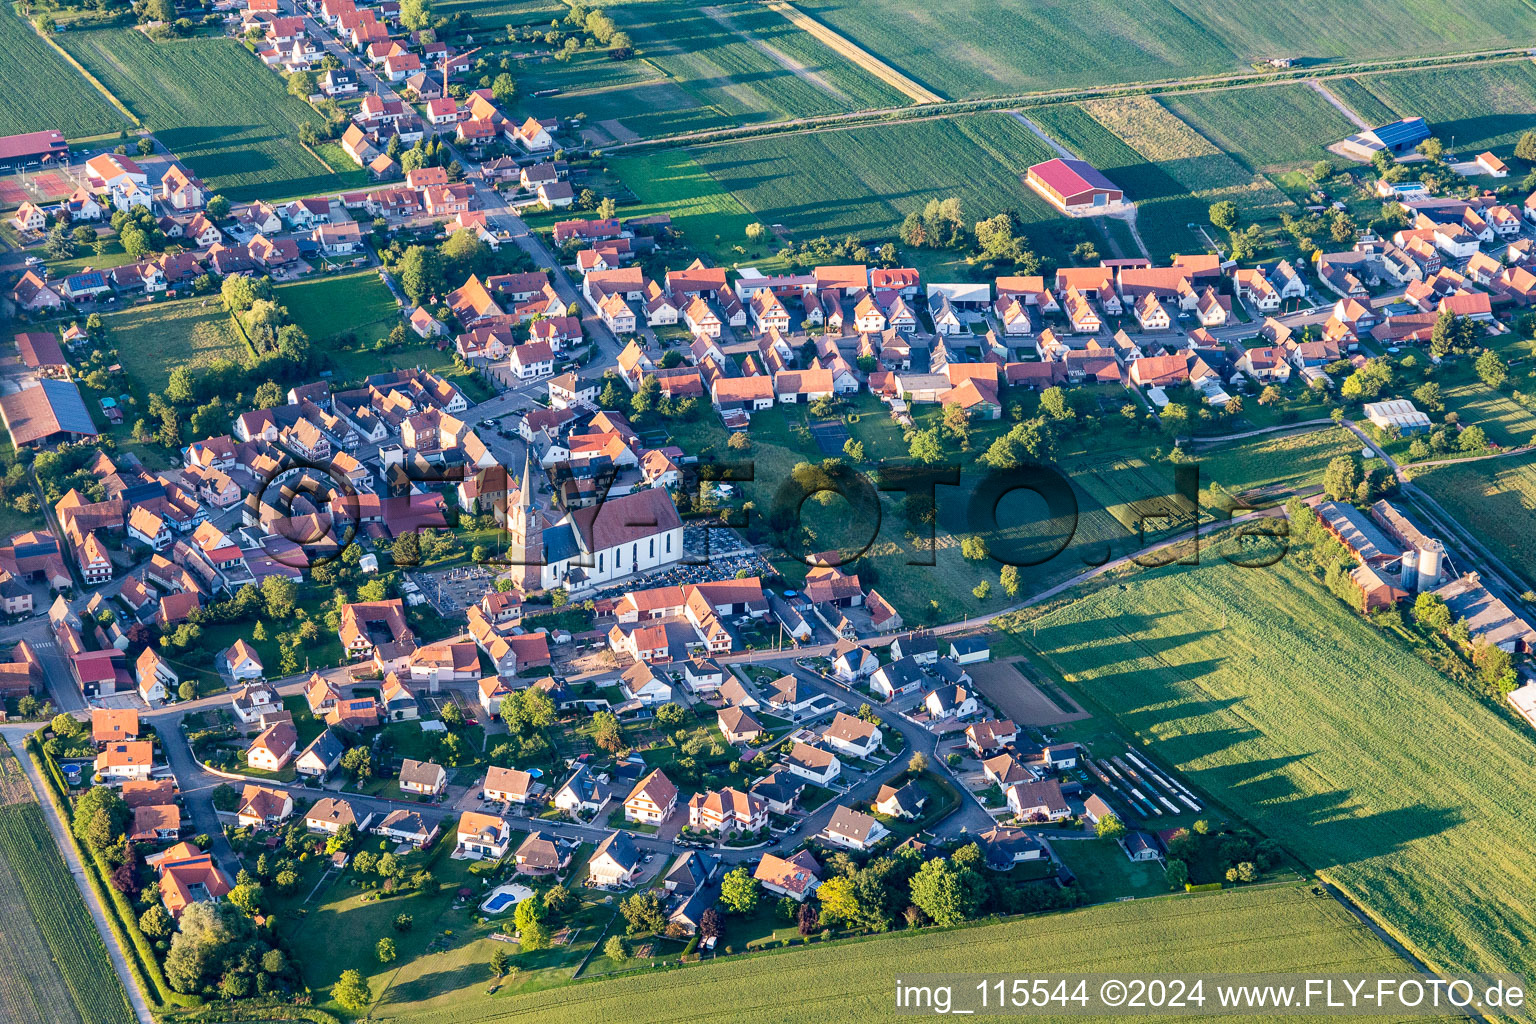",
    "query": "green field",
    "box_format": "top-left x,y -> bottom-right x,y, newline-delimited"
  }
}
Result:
1163,83 -> 1359,170
0,756 -> 135,1024
596,0 -> 883,128
1413,452 -> 1536,583
514,52 -> 734,143
0,8 -> 127,139
1440,380 -> 1536,448
1343,61 -> 1536,154
1015,555 -> 1536,995
791,0 -> 1536,101
56,27 -> 345,201
102,299 -> 248,393
373,883 -> 1417,1023
692,112 -> 1066,252
1319,77 -> 1398,127
277,270 -> 402,348
609,149 -> 782,264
